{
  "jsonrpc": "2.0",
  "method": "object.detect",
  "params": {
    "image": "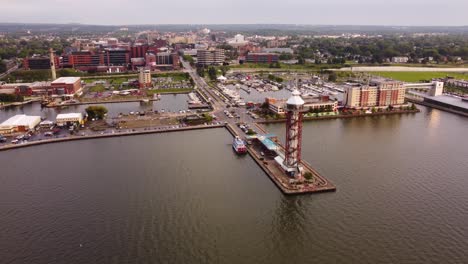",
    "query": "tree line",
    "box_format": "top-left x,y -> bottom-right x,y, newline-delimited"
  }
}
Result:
294,35 -> 468,64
